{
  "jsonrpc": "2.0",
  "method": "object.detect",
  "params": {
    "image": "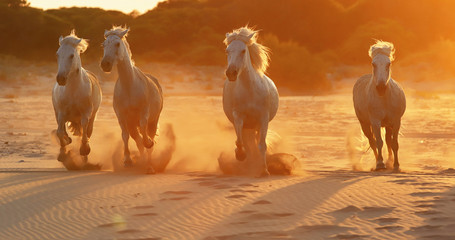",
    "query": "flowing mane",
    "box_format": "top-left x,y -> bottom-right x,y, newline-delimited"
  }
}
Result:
104,26 -> 133,61
59,30 -> 88,53
368,40 -> 395,61
224,26 -> 271,74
